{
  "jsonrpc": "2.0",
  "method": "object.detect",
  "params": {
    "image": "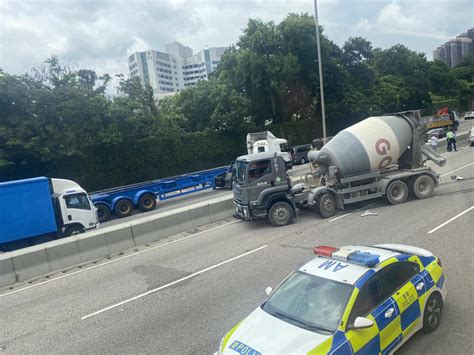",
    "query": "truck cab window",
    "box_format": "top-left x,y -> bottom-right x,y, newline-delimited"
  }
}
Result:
64,193 -> 91,210
249,160 -> 272,183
